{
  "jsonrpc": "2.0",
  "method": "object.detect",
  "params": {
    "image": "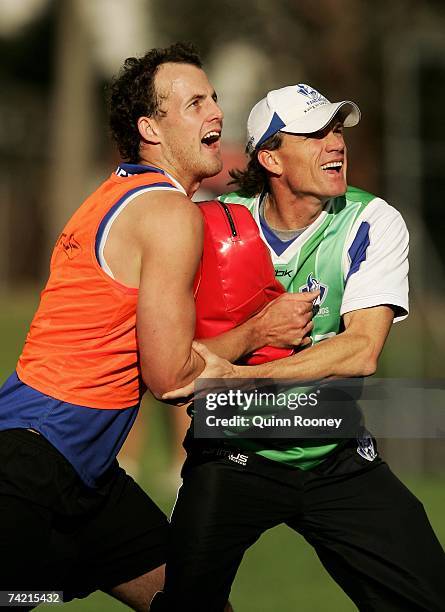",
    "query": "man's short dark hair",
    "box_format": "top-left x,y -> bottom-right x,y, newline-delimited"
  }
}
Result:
229,133 -> 283,197
108,42 -> 202,163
